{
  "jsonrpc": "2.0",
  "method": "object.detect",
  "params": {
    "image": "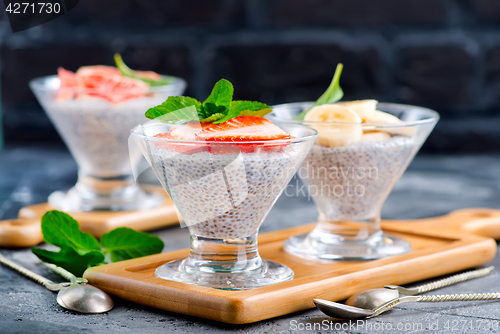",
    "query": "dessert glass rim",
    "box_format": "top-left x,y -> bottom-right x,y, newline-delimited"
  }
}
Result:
269,101 -> 440,127
29,74 -> 187,93
130,120 -> 318,146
